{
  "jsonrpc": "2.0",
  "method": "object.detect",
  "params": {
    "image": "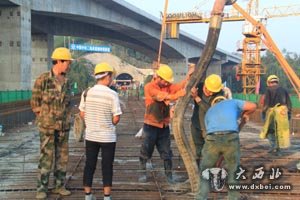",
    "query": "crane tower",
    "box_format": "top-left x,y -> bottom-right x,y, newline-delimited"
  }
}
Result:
164,1 -> 300,94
